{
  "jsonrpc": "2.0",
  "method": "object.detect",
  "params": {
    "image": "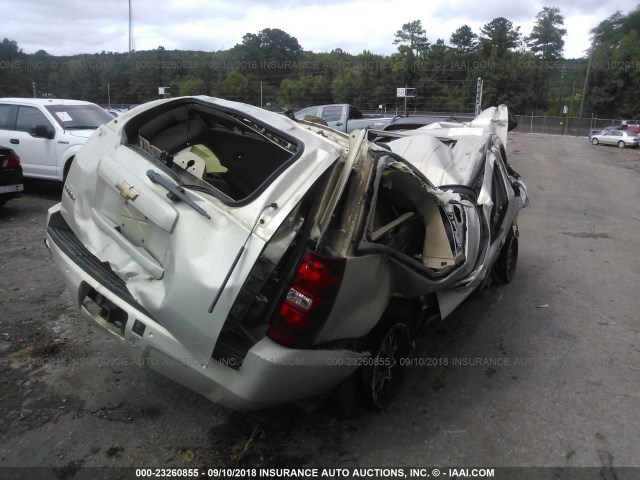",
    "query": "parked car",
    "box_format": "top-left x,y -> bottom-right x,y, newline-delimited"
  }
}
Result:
46,96 -> 528,411
616,123 -> 640,134
590,130 -> 639,148
105,108 -> 125,118
588,125 -> 617,138
0,98 -> 115,181
0,145 -> 23,207
294,104 -> 395,133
